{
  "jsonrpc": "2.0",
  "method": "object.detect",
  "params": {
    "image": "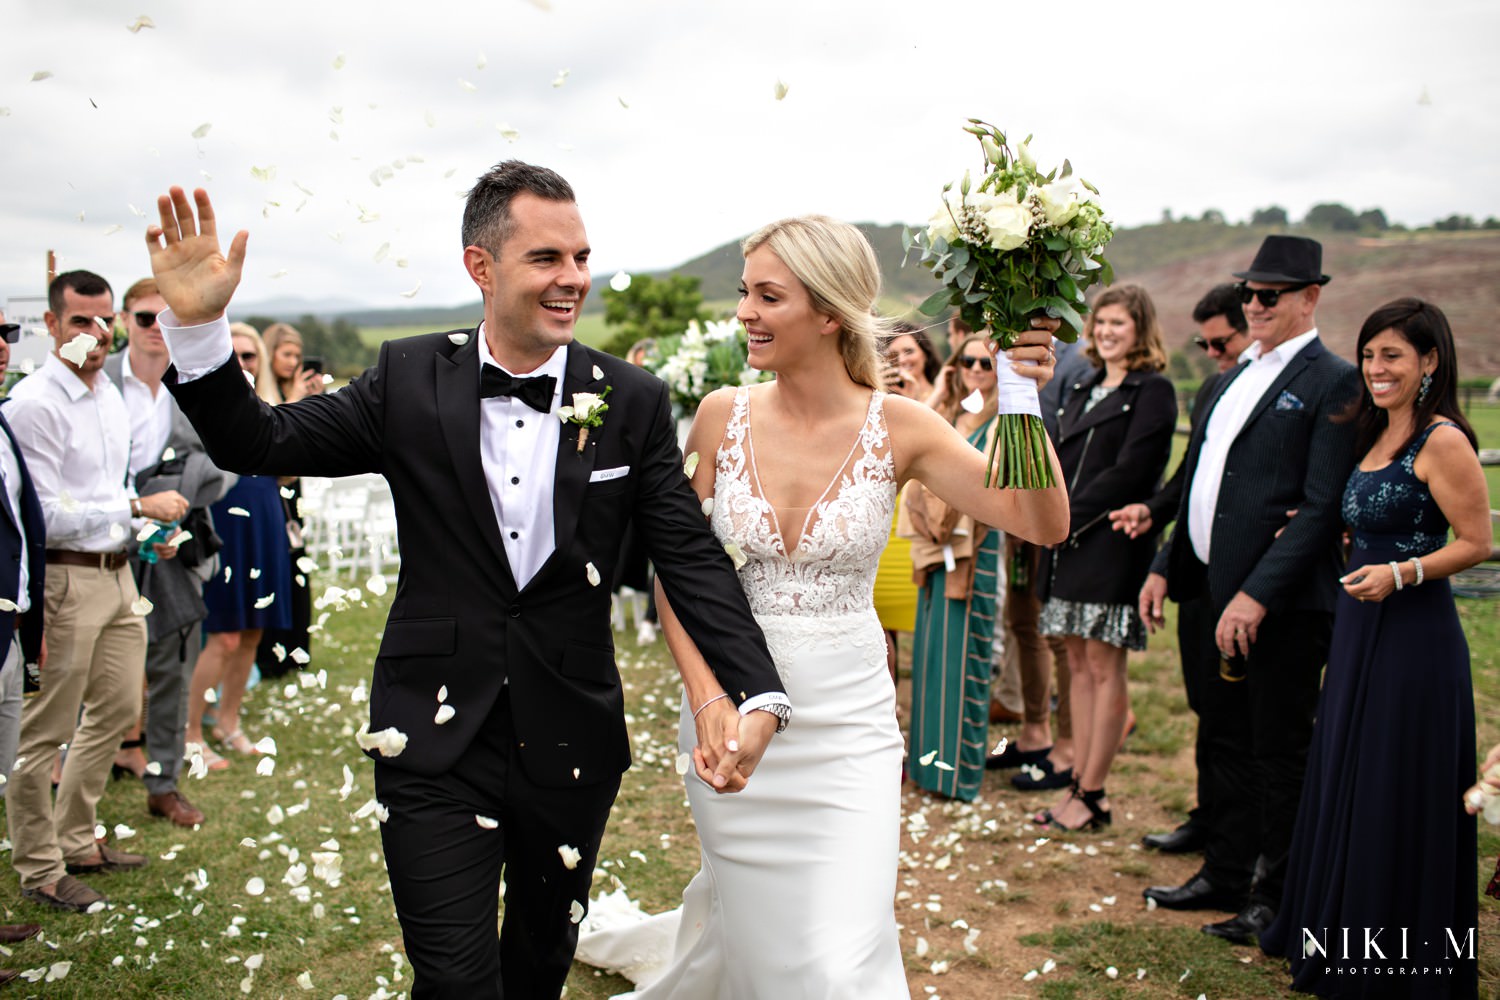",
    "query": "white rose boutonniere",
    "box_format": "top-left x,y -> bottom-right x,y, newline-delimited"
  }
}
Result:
557,386 -> 612,453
